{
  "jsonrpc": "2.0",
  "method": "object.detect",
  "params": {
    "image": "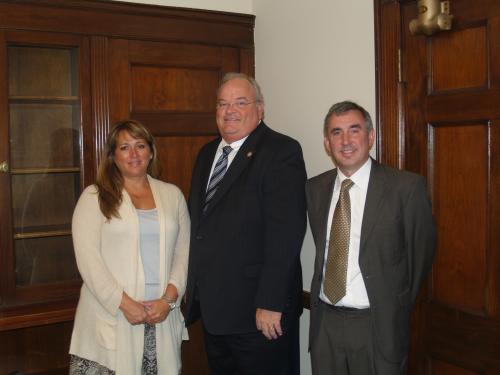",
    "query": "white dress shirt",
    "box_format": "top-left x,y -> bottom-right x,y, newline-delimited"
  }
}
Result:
320,158 -> 372,308
206,136 -> 248,191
